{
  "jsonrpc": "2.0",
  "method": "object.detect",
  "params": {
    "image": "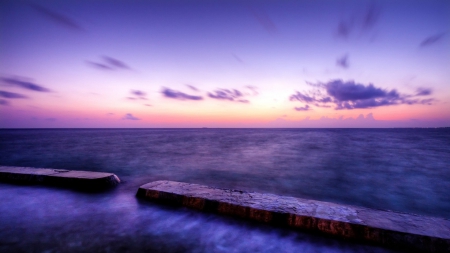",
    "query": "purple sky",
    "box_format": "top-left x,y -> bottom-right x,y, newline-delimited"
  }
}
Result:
1,0 -> 449,128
